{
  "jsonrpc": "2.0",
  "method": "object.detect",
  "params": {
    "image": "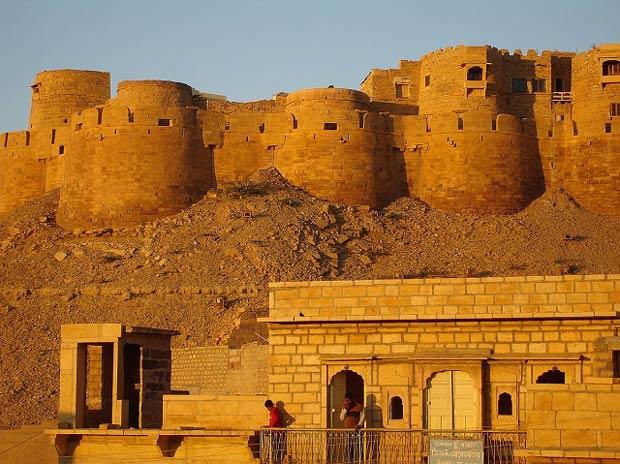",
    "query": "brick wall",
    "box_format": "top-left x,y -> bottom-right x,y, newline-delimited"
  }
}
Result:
171,343 -> 268,396
526,384 -> 620,452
